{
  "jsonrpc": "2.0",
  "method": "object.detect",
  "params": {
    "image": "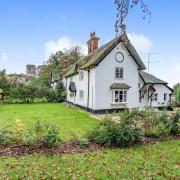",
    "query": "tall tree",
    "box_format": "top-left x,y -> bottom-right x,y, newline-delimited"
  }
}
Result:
173,83 -> 180,107
0,70 -> 11,101
47,45 -> 84,81
114,0 -> 151,34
